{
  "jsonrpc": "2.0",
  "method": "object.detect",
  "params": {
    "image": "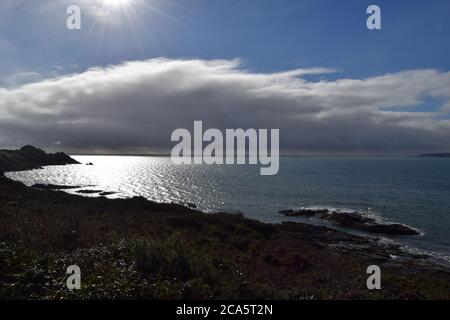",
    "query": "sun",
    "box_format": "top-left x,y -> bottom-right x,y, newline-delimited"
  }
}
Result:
102,0 -> 130,7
